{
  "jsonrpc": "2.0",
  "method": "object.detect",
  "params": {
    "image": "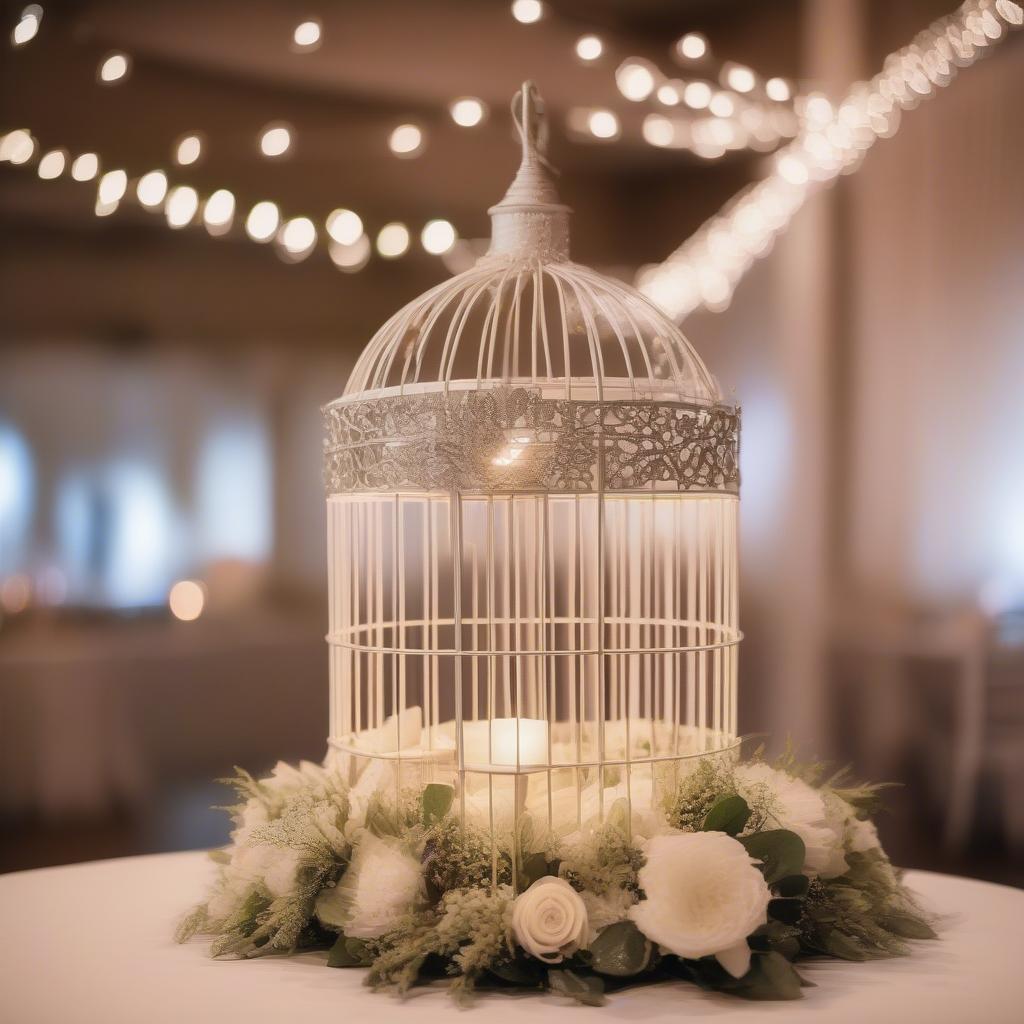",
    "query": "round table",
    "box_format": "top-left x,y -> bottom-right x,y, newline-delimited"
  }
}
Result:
2,852 -> 1022,1023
